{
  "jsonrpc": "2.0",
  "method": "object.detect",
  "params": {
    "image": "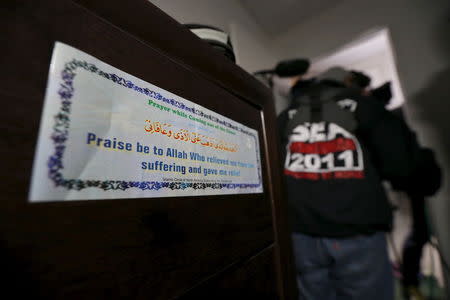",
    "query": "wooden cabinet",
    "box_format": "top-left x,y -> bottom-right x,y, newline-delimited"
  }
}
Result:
0,1 -> 296,298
